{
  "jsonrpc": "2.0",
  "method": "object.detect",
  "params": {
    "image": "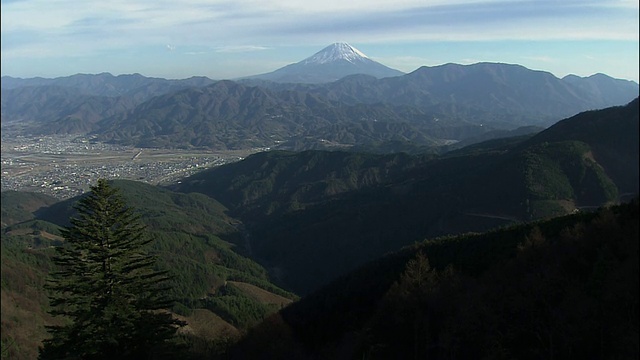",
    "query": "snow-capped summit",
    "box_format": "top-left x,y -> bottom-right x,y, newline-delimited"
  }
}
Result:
245,43 -> 404,84
303,43 -> 370,65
